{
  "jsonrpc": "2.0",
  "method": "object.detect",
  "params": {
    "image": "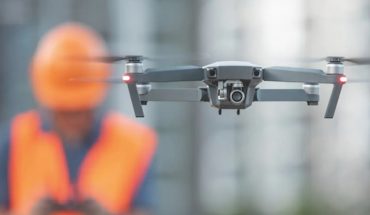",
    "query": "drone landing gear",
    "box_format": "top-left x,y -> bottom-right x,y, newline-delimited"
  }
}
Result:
307,101 -> 318,106
217,109 -> 241,115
